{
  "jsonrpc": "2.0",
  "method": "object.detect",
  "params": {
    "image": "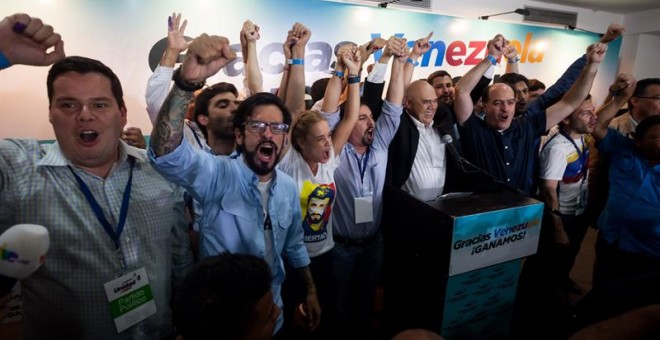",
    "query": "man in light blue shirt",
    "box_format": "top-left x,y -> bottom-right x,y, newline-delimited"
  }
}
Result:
149,33 -> 321,334
321,38 -> 405,338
